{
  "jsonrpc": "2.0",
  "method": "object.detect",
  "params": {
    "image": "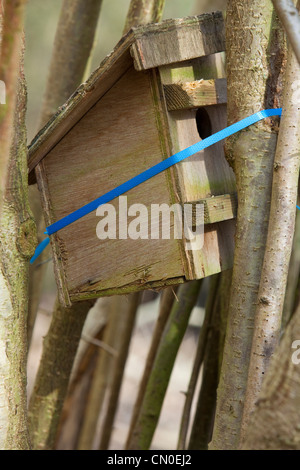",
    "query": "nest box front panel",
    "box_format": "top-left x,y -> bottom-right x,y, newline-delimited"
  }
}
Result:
37,66 -> 187,305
